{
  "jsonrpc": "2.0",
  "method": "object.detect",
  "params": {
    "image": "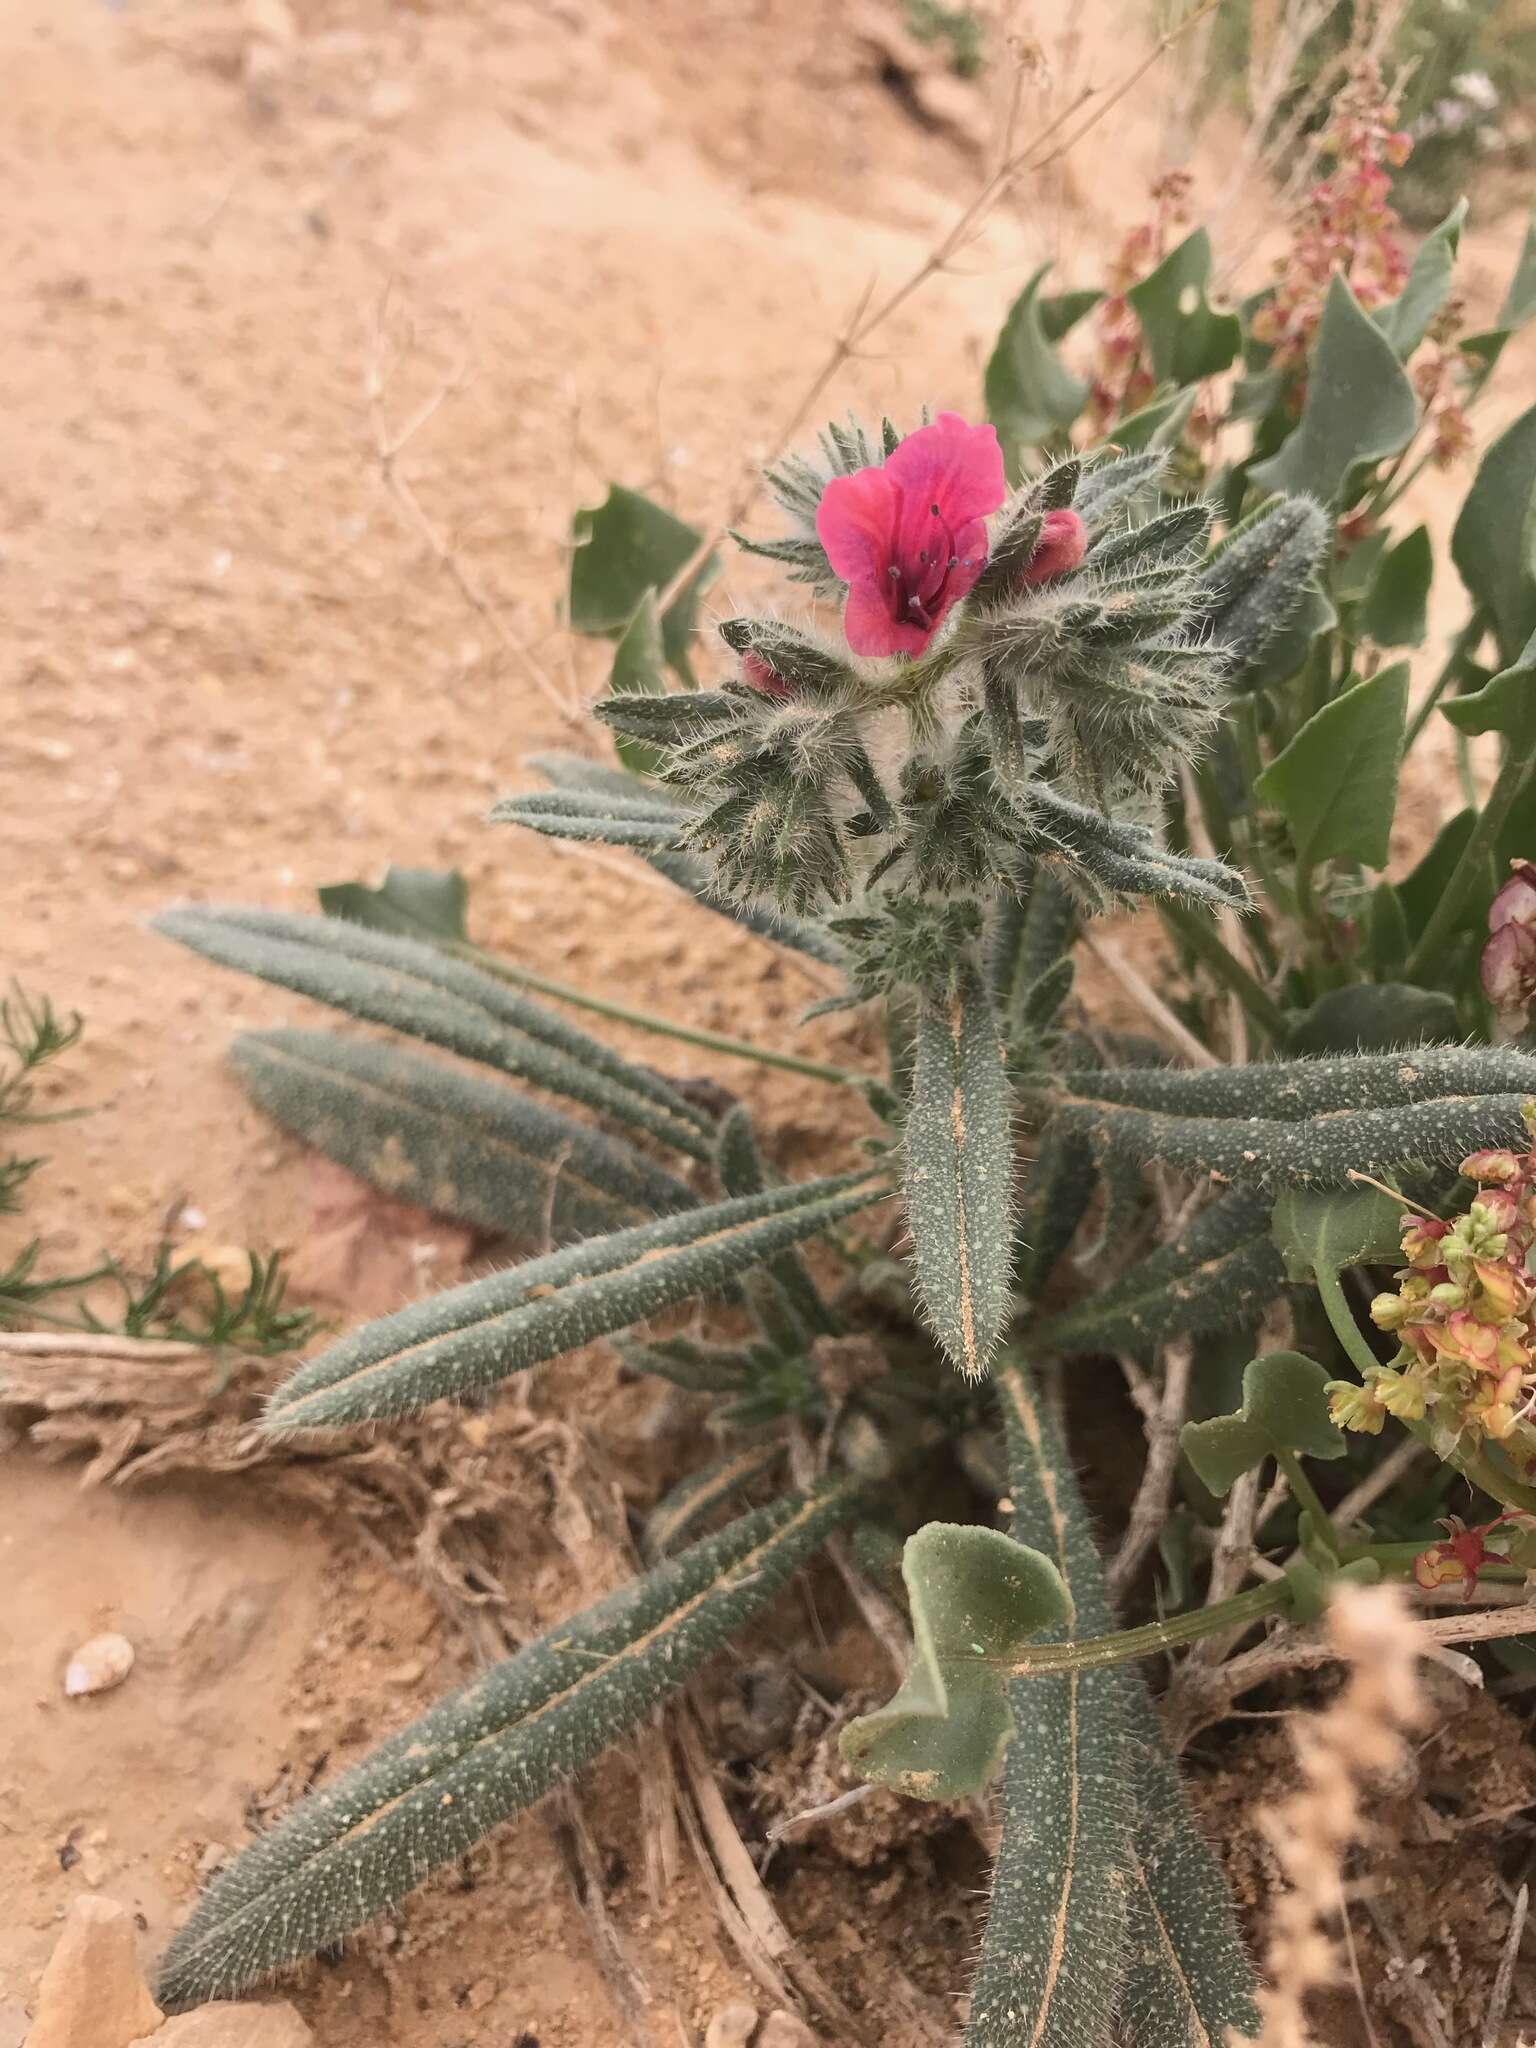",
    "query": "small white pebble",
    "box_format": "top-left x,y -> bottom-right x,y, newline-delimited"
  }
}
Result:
64,1633 -> 135,1698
